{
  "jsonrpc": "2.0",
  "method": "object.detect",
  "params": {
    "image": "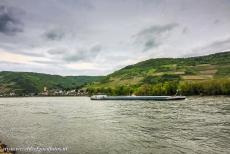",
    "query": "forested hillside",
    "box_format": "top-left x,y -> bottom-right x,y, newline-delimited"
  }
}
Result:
88,51 -> 230,95
0,71 -> 103,95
